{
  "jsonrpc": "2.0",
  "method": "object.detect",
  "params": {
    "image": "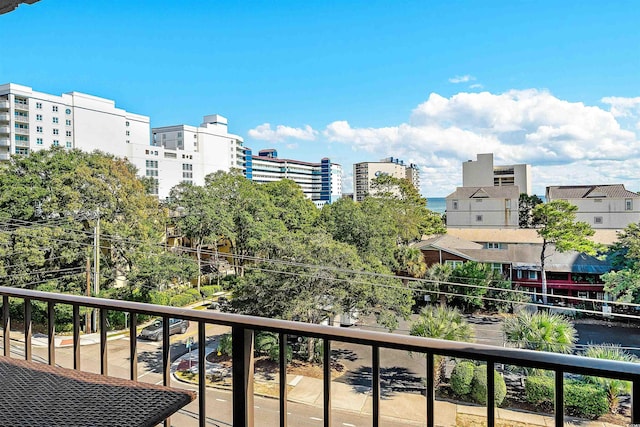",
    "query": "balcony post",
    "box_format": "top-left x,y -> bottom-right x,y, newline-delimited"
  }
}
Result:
24,298 -> 32,362
426,353 -> 434,427
323,338 -> 331,427
232,326 -> 254,427
48,301 -> 55,365
372,345 -> 380,427
279,332 -> 288,427
129,311 -> 137,381
198,321 -> 207,427
3,295 -> 10,356
633,378 -> 640,423
555,370 -> 564,427
487,360 -> 495,426
73,304 -> 80,370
